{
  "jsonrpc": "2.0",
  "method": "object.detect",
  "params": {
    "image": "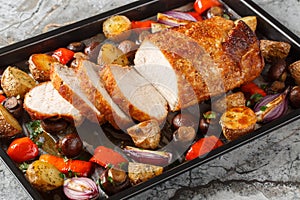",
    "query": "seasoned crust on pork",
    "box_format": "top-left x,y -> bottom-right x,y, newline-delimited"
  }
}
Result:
134,16 -> 264,111
76,59 -> 133,129
50,63 -> 105,124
